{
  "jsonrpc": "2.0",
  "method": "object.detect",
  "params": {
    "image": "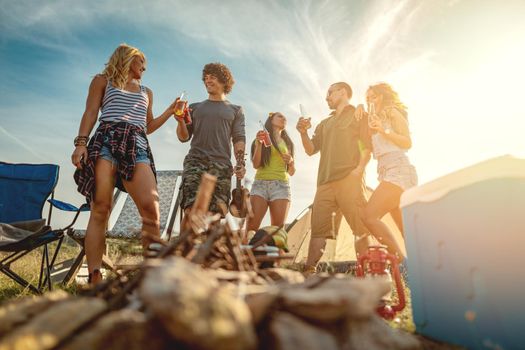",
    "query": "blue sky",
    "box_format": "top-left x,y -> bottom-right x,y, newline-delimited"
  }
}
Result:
1,0 -> 524,228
